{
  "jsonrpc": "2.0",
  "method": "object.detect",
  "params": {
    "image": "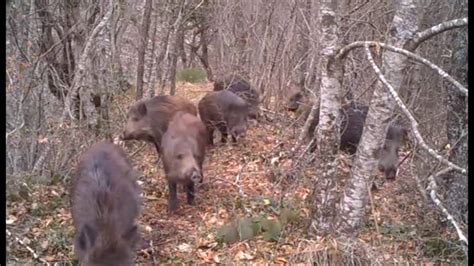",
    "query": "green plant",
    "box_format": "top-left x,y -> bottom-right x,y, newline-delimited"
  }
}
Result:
216,207 -> 299,244
176,68 -> 207,83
